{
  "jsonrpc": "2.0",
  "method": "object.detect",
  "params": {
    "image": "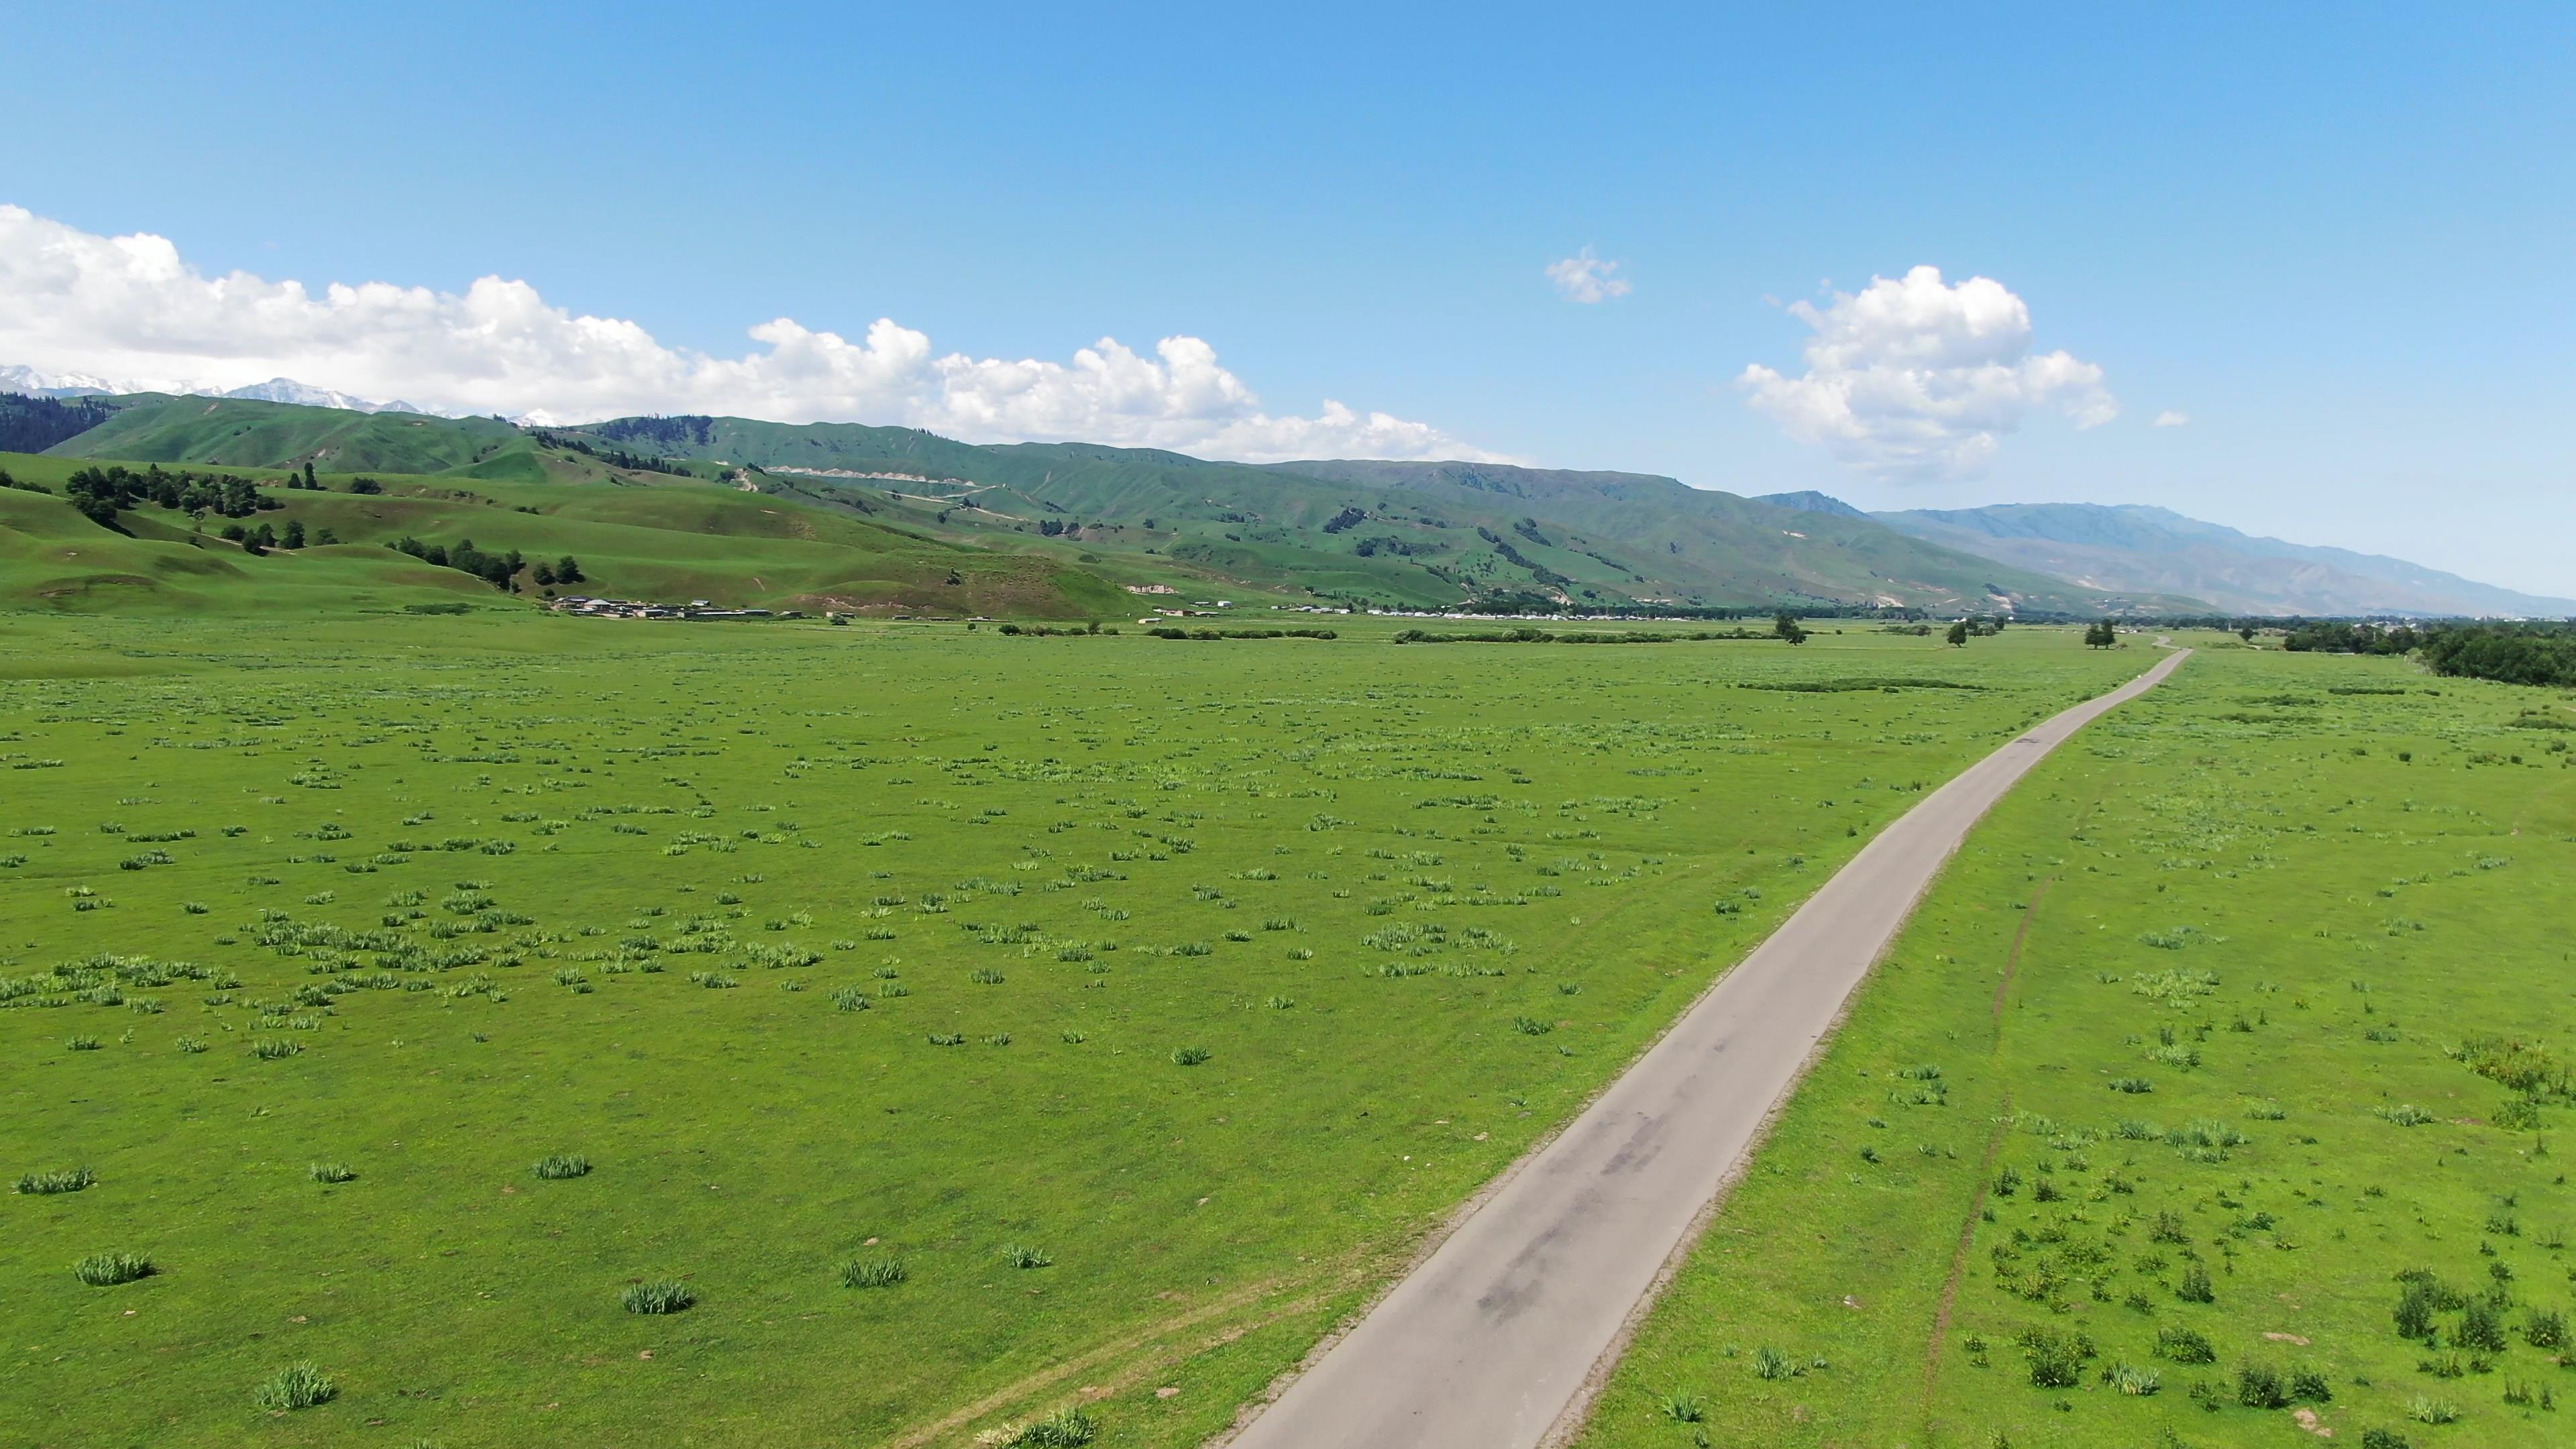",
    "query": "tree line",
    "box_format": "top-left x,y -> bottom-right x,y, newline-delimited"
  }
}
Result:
2286,621 -> 2576,688
60,464 -> 280,527
392,535 -> 583,592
